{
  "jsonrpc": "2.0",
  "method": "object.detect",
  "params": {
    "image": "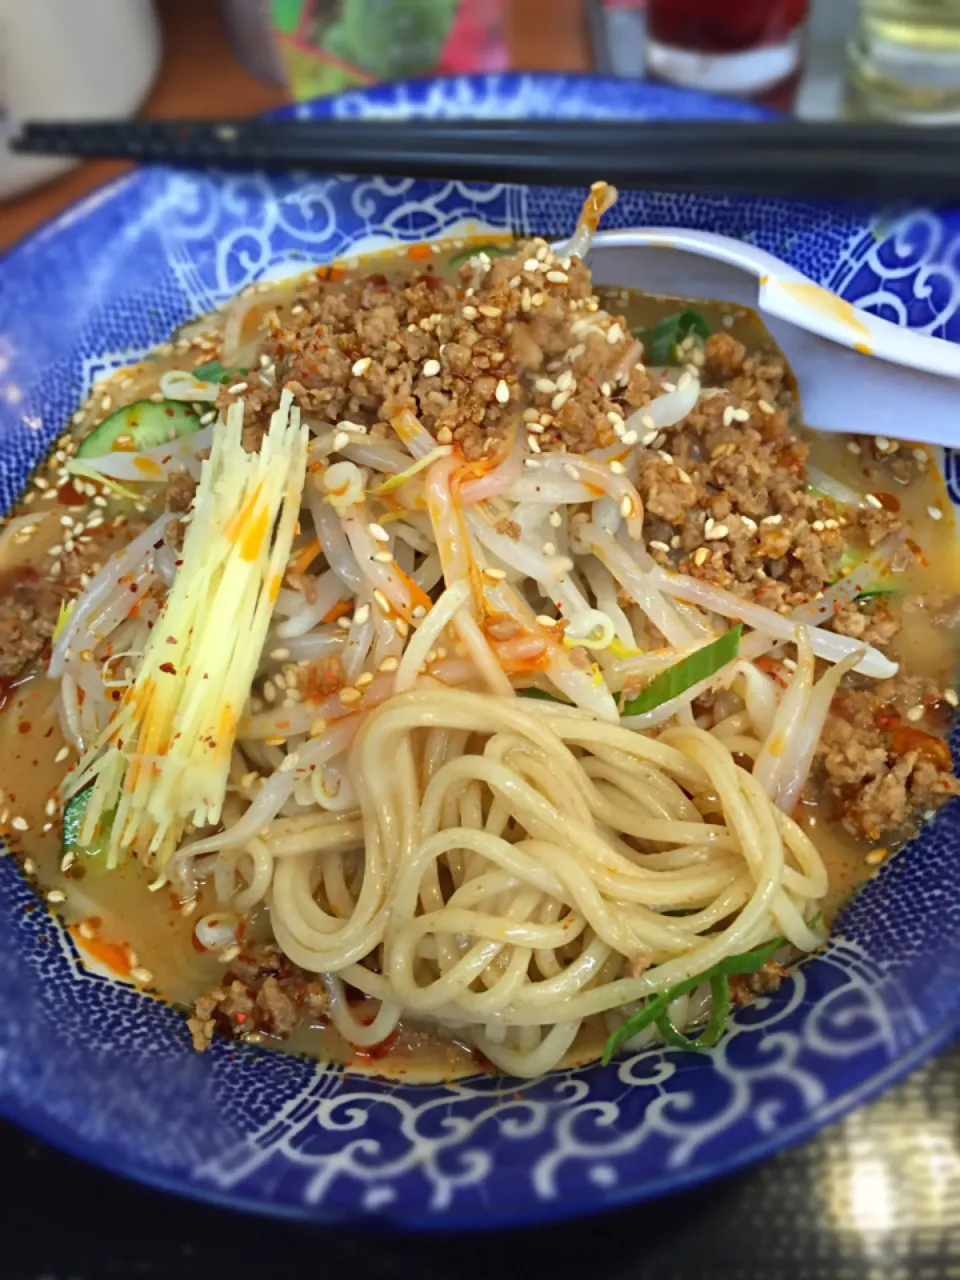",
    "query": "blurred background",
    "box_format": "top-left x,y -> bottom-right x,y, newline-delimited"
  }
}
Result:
4,0 -> 960,248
